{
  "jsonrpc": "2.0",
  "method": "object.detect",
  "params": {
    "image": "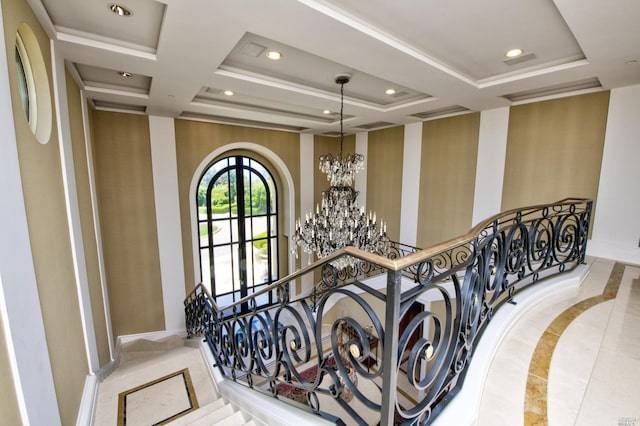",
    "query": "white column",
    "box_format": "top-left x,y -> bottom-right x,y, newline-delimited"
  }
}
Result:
472,107 -> 510,226
399,122 -> 423,246
148,116 -> 186,332
0,3 -> 60,422
51,42 -> 100,372
298,133 -> 314,291
589,85 -> 640,264
355,132 -> 368,206
80,90 -> 114,359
